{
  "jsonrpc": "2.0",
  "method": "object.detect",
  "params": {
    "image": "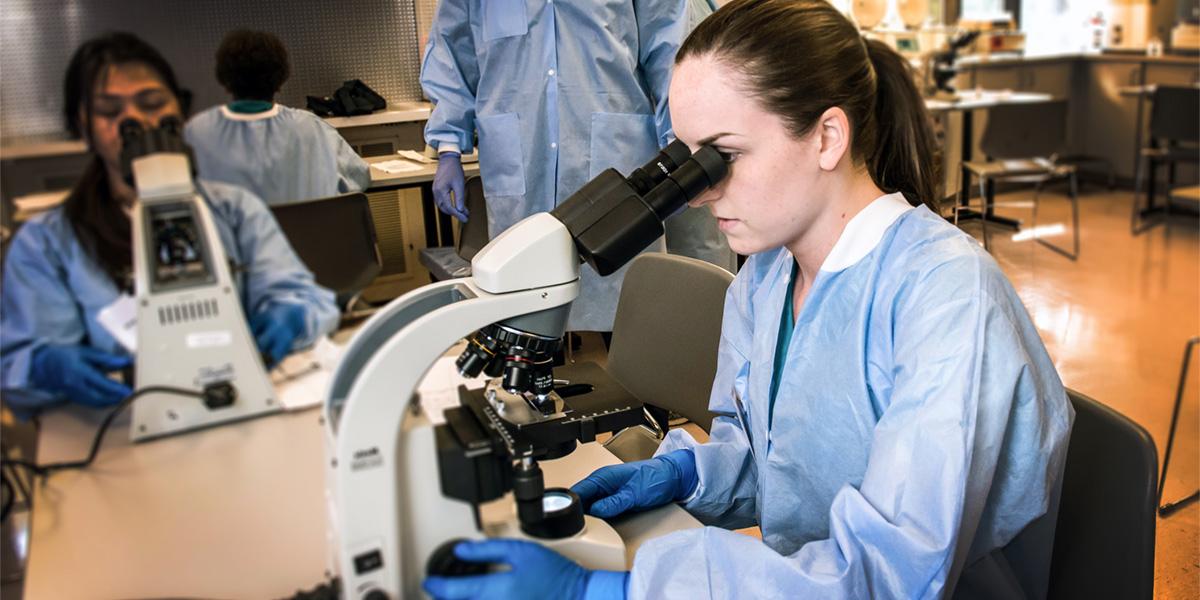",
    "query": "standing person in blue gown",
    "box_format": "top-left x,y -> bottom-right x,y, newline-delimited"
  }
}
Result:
420,0 -> 734,336
423,1 -> 1074,598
